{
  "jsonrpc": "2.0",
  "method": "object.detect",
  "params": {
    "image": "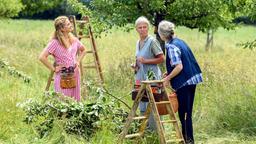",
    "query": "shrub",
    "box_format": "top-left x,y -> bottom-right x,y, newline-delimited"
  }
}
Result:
0,0 -> 23,18
18,90 -> 129,140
